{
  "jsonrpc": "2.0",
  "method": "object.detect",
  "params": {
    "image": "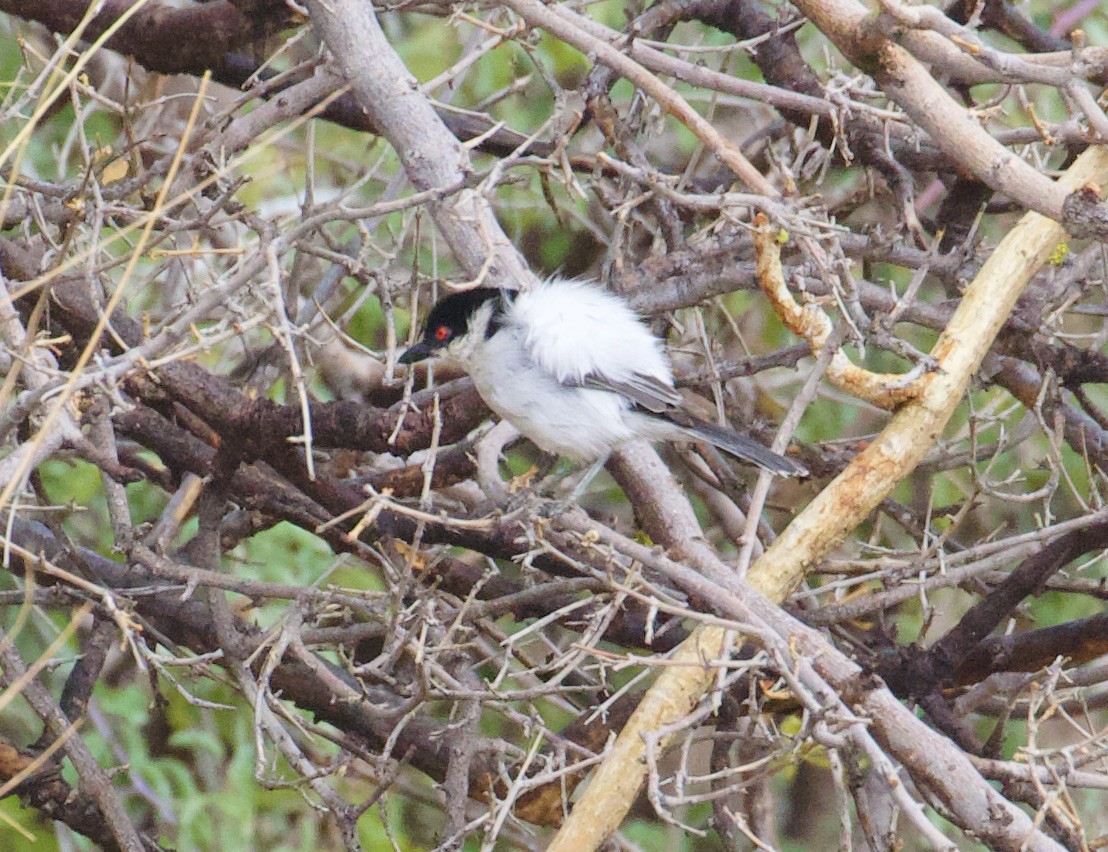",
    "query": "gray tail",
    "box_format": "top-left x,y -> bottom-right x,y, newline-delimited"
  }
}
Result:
664,412 -> 808,477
